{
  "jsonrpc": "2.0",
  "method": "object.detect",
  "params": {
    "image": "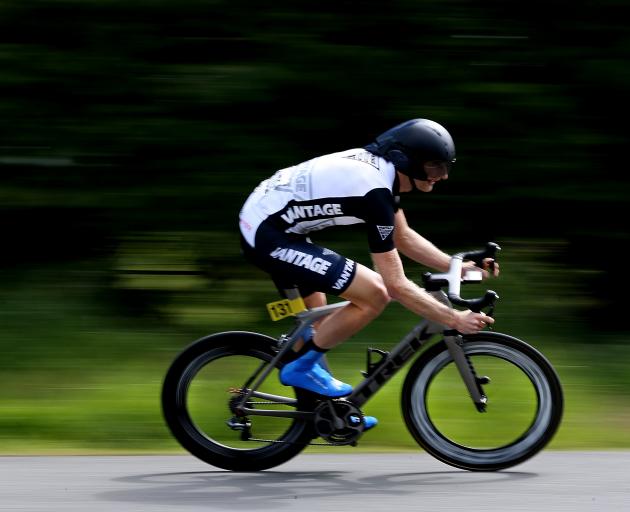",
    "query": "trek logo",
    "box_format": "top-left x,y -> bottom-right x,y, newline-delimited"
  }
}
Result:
377,225 -> 394,240
270,247 -> 332,275
332,259 -> 355,290
280,203 -> 343,224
